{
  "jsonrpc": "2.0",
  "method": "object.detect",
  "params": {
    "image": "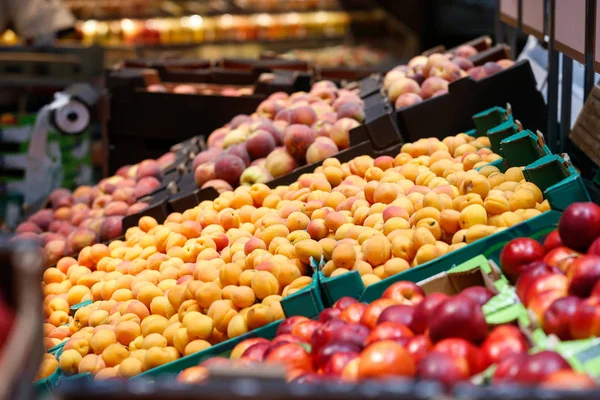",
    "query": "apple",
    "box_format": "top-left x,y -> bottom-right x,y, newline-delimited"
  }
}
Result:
515,262 -> 562,302
241,342 -> 270,362
480,325 -> 528,366
322,352 -> 360,377
265,342 -> 313,371
428,296 -> 488,344
514,351 -> 572,384
524,273 -> 568,306
290,372 -> 322,384
291,320 -> 322,343
377,304 -> 415,327
381,281 -> 425,305
332,323 -> 370,350
529,290 -> 568,323
543,230 -> 563,251
231,338 -> 270,360
567,255 -> 600,297
272,334 -> 310,345
559,202 -> 600,250
500,238 -> 546,282
333,296 -> 359,311
360,299 -> 398,329
318,307 -> 342,322
276,316 -> 309,335
543,296 -> 581,340
364,322 -> 414,346
411,292 -> 449,334
433,338 -> 486,376
588,237 -> 600,256
339,302 -> 367,324
357,340 -> 415,379
458,286 -> 494,307
311,318 -> 347,354
542,370 -> 597,389
403,335 -> 432,364
569,297 -> 600,339
417,351 -> 469,388
544,246 -> 580,272
492,353 -> 527,383
313,341 -> 362,369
